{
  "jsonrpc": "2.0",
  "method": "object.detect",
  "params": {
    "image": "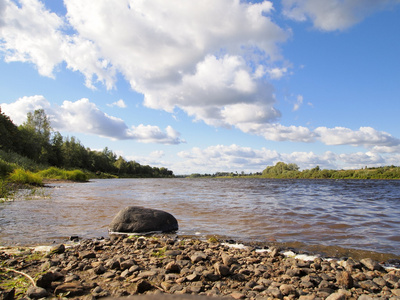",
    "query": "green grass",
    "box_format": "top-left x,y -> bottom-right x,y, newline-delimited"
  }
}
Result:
38,167 -> 88,182
8,169 -> 43,186
0,150 -> 43,172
